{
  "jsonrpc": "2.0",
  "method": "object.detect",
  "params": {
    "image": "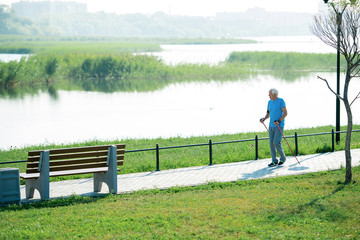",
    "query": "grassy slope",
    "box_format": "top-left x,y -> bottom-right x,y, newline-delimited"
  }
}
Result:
1,166 -> 359,239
